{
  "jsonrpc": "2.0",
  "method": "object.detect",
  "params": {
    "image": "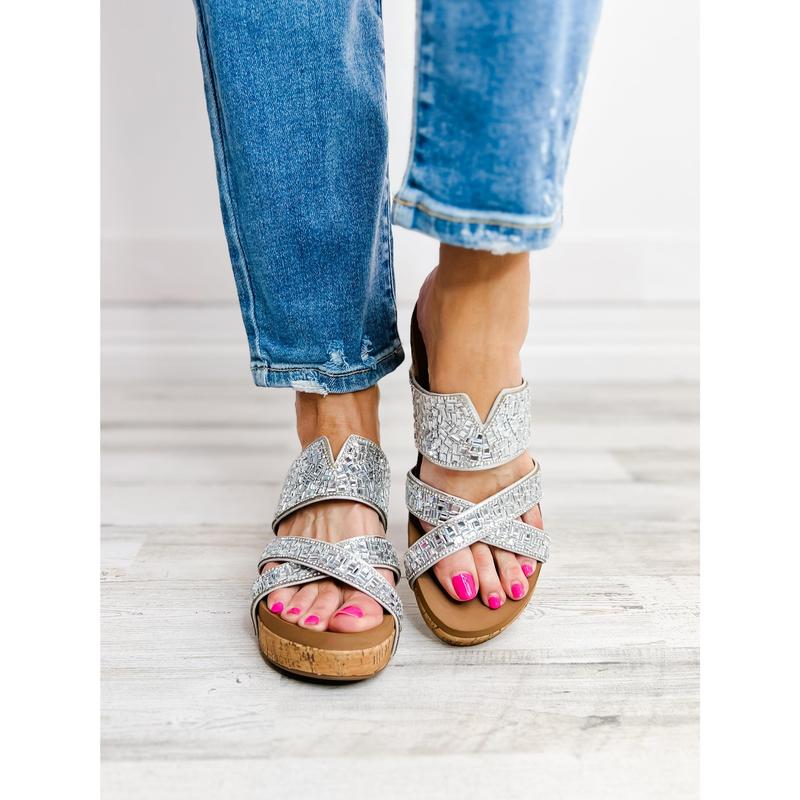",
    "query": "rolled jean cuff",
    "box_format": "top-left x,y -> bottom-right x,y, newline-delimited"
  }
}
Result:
391,188 -> 562,254
250,341 -> 405,395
